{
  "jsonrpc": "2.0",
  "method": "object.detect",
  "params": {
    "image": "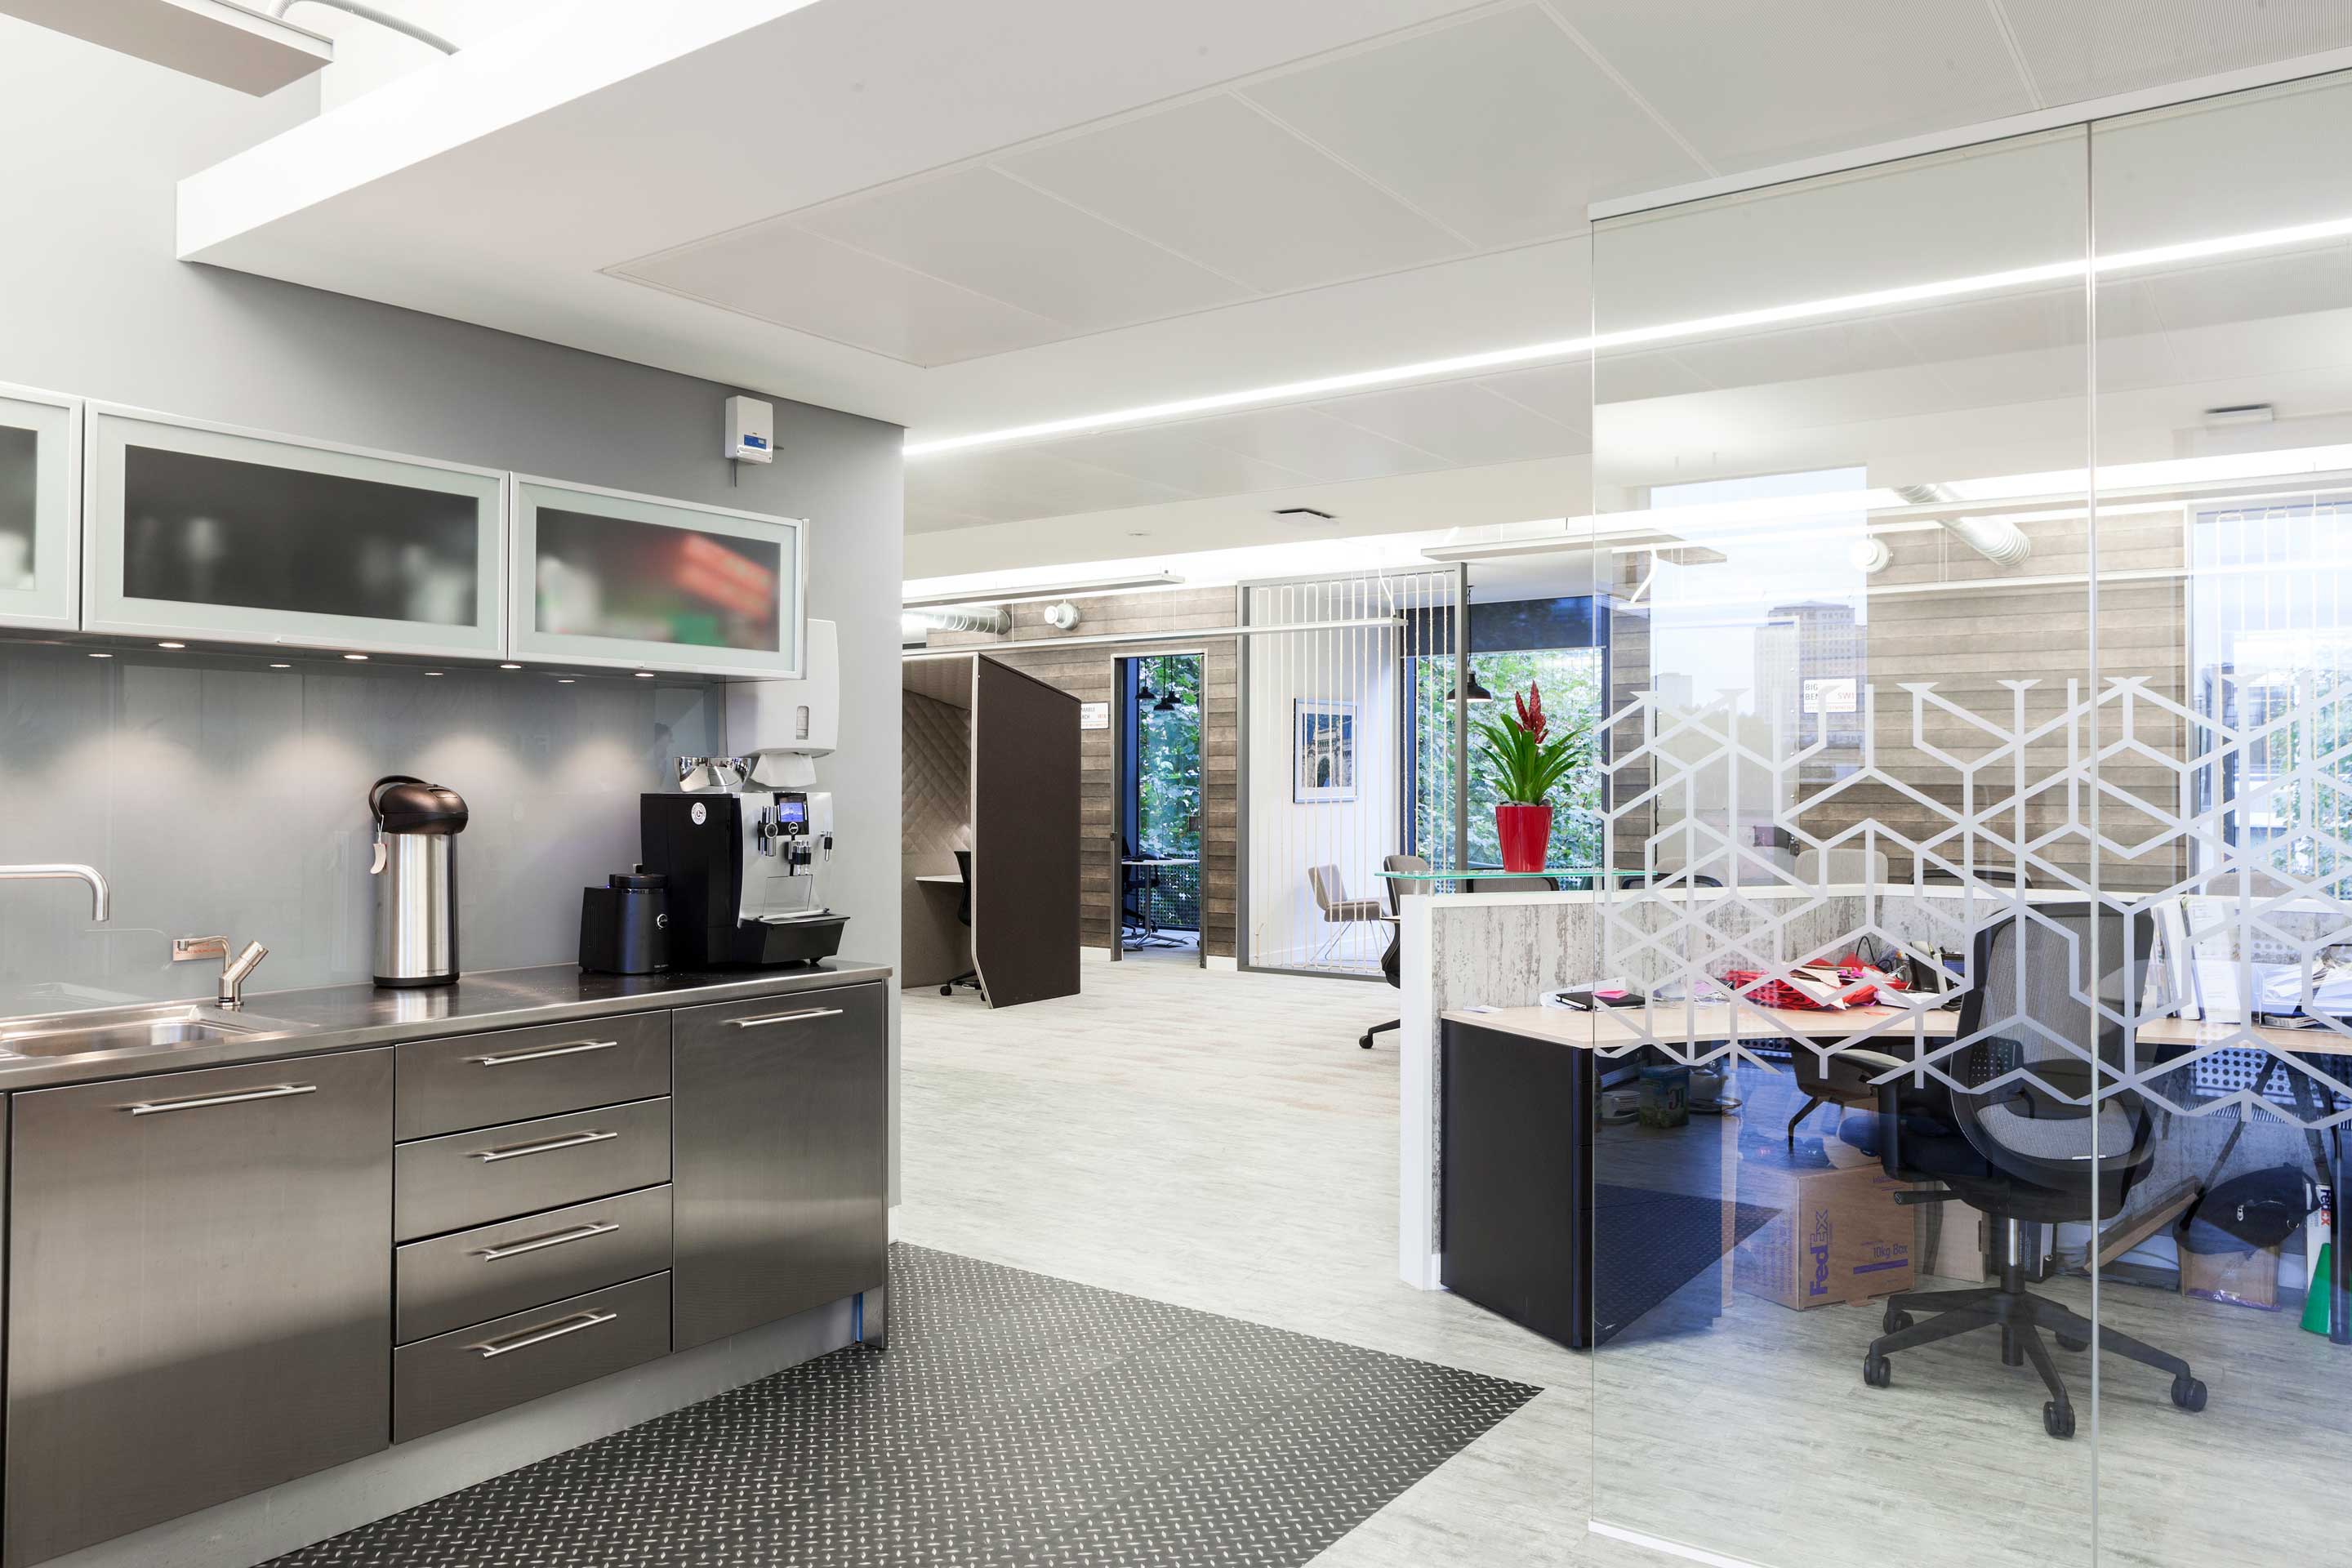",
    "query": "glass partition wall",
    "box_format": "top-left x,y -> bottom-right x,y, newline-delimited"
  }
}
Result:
1579,70 -> 2352,1568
